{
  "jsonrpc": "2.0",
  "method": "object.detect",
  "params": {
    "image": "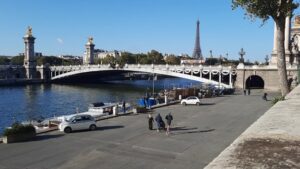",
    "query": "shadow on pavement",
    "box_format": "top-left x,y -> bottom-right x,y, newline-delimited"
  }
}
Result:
33,134 -> 64,141
200,103 -> 216,106
172,126 -> 198,131
99,125 -> 124,130
171,126 -> 215,135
